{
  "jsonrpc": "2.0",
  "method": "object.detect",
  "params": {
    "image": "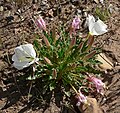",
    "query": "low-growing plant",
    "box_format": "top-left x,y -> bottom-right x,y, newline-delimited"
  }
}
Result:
12,15 -> 107,106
